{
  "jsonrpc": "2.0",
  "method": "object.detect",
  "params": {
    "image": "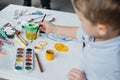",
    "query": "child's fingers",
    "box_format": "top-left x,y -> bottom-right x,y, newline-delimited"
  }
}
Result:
39,21 -> 48,31
39,20 -> 54,33
39,20 -> 46,26
68,73 -> 80,80
68,68 -> 86,80
68,74 -> 76,80
39,25 -> 46,32
70,68 -> 82,74
68,70 -> 79,78
39,21 -> 45,27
